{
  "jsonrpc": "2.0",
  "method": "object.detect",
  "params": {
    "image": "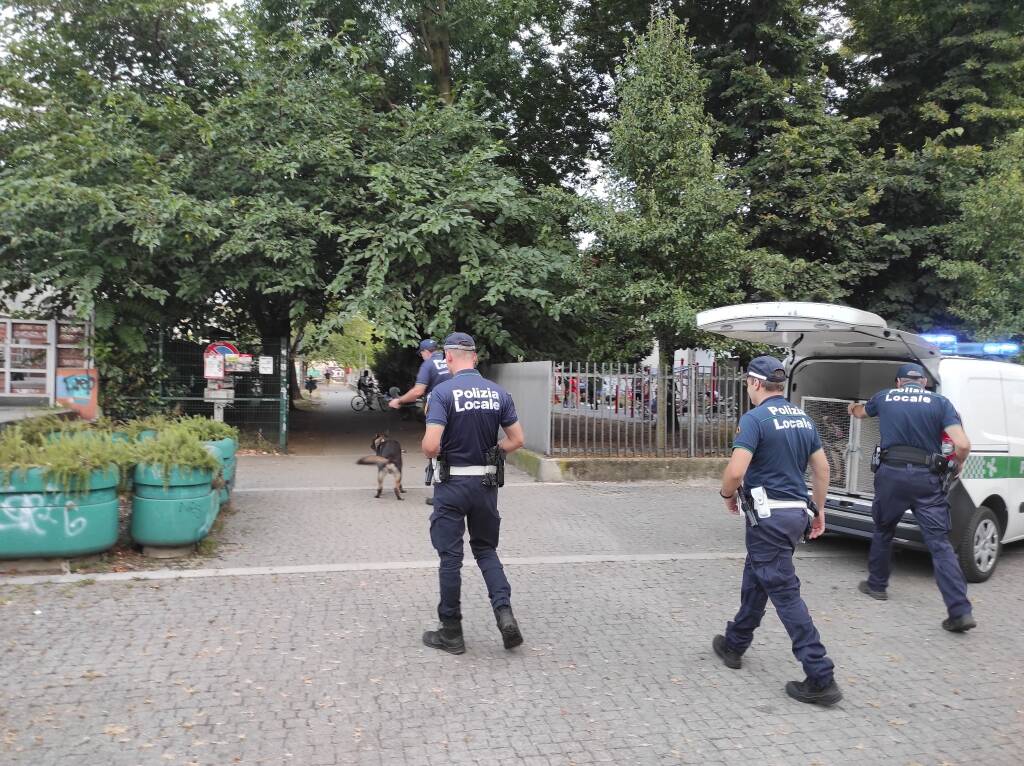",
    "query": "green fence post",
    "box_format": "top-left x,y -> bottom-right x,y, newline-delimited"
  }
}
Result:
279,335 -> 289,453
